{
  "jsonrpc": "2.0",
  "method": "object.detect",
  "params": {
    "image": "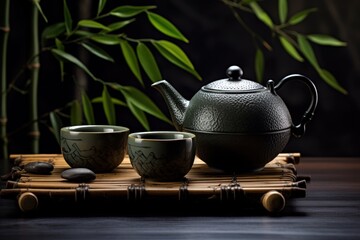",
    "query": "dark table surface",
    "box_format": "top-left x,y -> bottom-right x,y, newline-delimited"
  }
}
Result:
1,157 -> 360,240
